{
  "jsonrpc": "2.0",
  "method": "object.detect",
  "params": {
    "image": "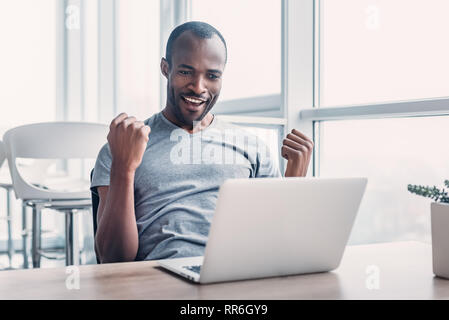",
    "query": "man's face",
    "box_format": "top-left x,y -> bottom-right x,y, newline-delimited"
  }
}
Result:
161,31 -> 226,126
